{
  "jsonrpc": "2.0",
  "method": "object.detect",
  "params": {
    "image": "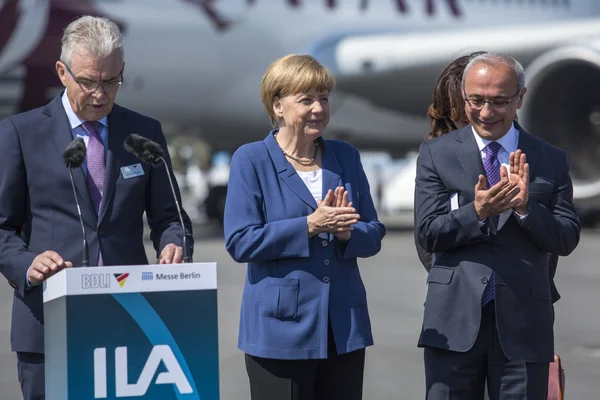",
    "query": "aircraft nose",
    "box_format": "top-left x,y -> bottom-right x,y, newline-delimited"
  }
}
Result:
308,35 -> 342,75
308,32 -> 395,78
